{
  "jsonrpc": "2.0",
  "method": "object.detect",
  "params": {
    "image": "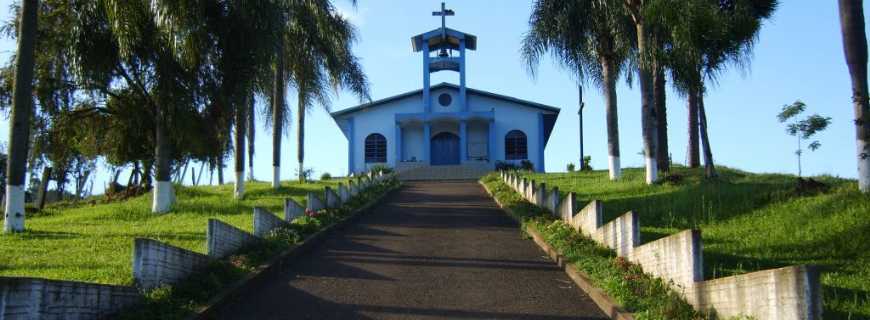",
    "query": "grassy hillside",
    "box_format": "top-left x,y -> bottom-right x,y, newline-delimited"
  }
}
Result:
518,167 -> 869,319
0,180 -> 342,286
